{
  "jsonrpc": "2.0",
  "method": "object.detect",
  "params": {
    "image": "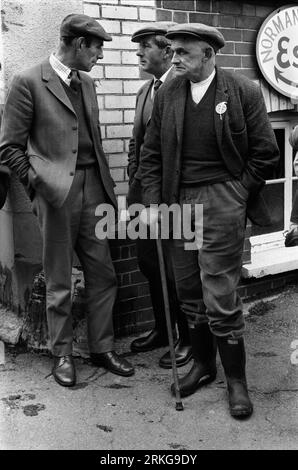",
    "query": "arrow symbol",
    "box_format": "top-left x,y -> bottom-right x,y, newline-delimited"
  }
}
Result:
274,66 -> 298,88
